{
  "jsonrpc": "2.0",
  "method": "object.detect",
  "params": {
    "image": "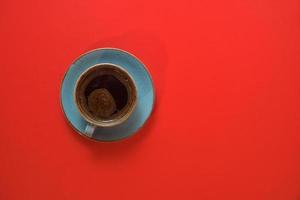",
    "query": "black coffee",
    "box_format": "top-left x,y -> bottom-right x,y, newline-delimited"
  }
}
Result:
75,64 -> 136,125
